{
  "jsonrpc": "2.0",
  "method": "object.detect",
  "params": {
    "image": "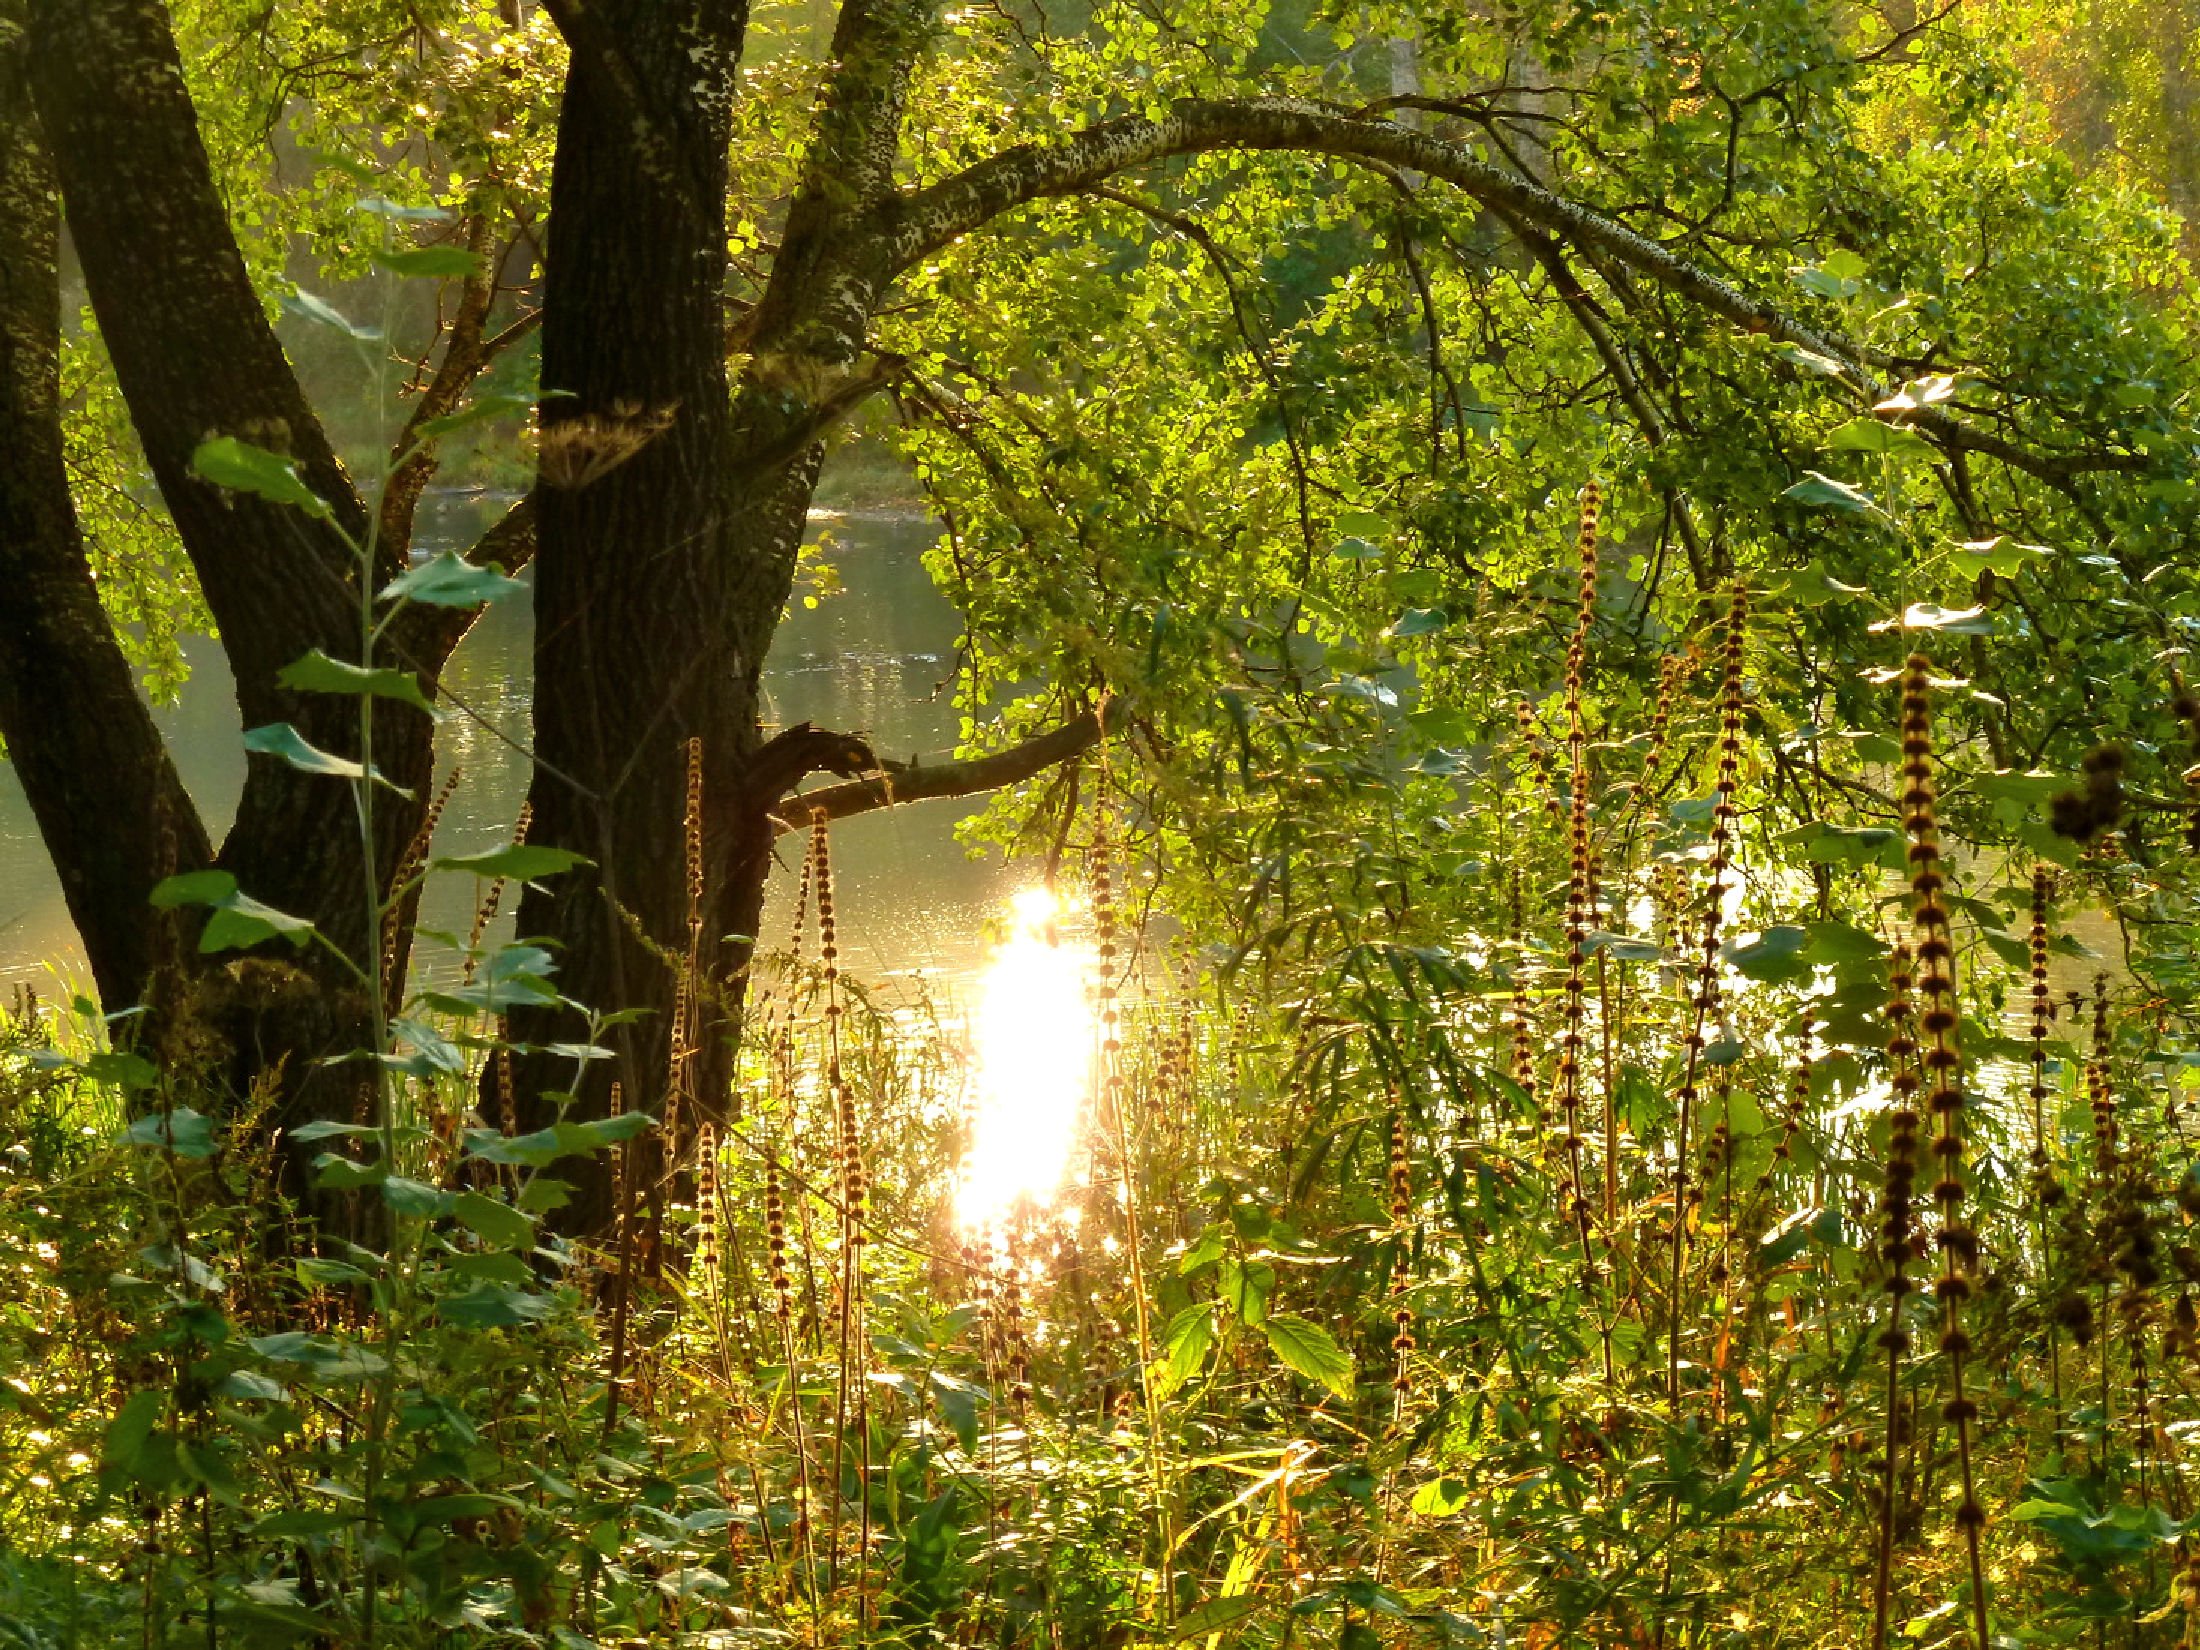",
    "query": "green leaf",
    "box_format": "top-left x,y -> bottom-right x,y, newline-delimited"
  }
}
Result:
1823,417 -> 1934,459
1583,930 -> 1662,962
431,844 -> 590,880
371,246 -> 484,279
277,649 -> 435,715
1780,471 -> 1882,516
281,287 -> 381,342
437,1282 -> 556,1329
248,1333 -> 388,1381
1172,1596 -> 1261,1640
215,1369 -> 290,1402
379,550 -> 528,609
462,1109 -> 652,1168
1770,340 -> 1849,377
1721,926 -> 1810,983
355,194 -> 453,222
151,869 -> 239,909
124,1108 -> 217,1159
1386,608 -> 1447,639
453,1191 -> 535,1251
191,437 -> 334,518
1870,603 -> 1994,636
1263,1314 -> 1353,1400
1408,1476 -> 1471,1516
1178,1223 -> 1227,1275
1801,921 -> 1885,965
1156,1304 -> 1215,1397
1217,1256 -> 1275,1326
416,391 -> 542,442
243,722 -> 408,794
382,1177 -> 454,1219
